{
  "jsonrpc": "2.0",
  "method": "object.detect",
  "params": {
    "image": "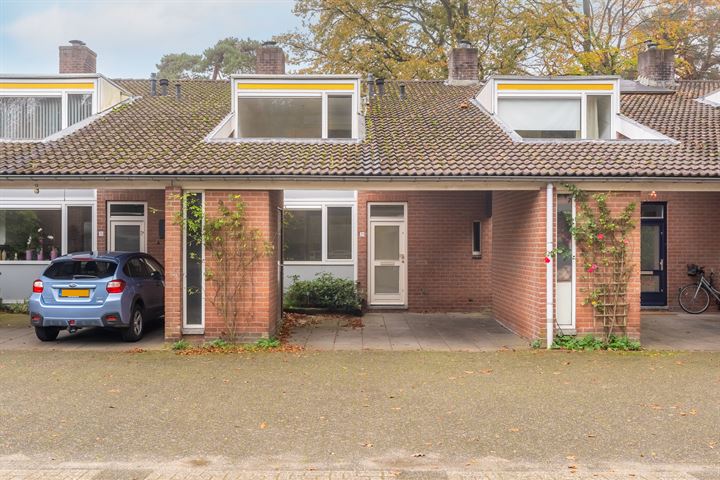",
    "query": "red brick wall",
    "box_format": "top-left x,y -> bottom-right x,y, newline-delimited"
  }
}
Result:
357,191 -> 492,312
96,189 -> 165,264
491,190 -> 548,339
572,192 -> 642,338
650,192 -> 720,309
163,189 -> 282,341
